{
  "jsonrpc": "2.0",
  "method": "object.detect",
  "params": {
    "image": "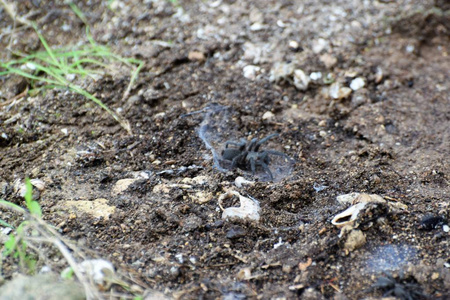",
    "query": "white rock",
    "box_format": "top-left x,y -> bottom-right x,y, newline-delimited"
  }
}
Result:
336,193 -> 385,205
329,82 -> 352,100
273,237 -> 284,249
336,192 -> 361,204
234,176 -> 254,188
269,62 -> 295,82
310,72 -> 322,81
293,69 -> 310,91
277,20 -> 287,28
250,22 -> 264,31
188,191 -> 213,204
262,111 -> 275,120
236,268 -> 252,280
78,259 -> 115,289
25,62 -> 36,70
243,65 -> 261,80
30,179 -> 45,191
350,77 -> 365,91
65,74 -> 76,82
243,42 -> 263,64
344,69 -> 358,77
406,44 -> 415,53
249,9 -> 263,23
219,191 -> 260,222
375,67 -> 383,83
312,38 -> 329,53
288,40 -> 300,51
15,178 -> 45,197
209,0 -> 222,8
61,24 -> 71,32
1,227 -> 12,235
